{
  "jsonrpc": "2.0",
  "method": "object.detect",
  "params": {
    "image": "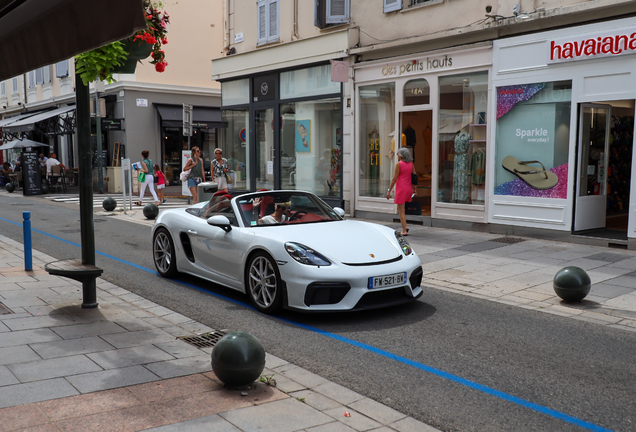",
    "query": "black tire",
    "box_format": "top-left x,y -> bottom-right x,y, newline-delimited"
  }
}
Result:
153,228 -> 178,278
246,251 -> 283,313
